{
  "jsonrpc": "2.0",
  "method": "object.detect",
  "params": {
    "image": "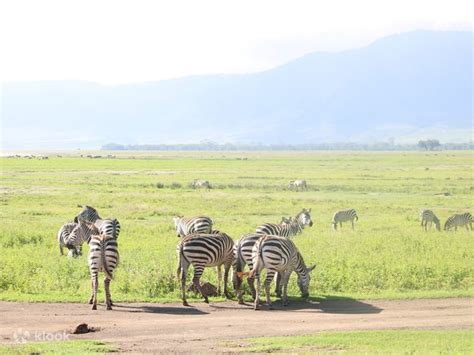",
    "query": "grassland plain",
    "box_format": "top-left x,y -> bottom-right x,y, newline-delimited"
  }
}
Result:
0,151 -> 473,302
